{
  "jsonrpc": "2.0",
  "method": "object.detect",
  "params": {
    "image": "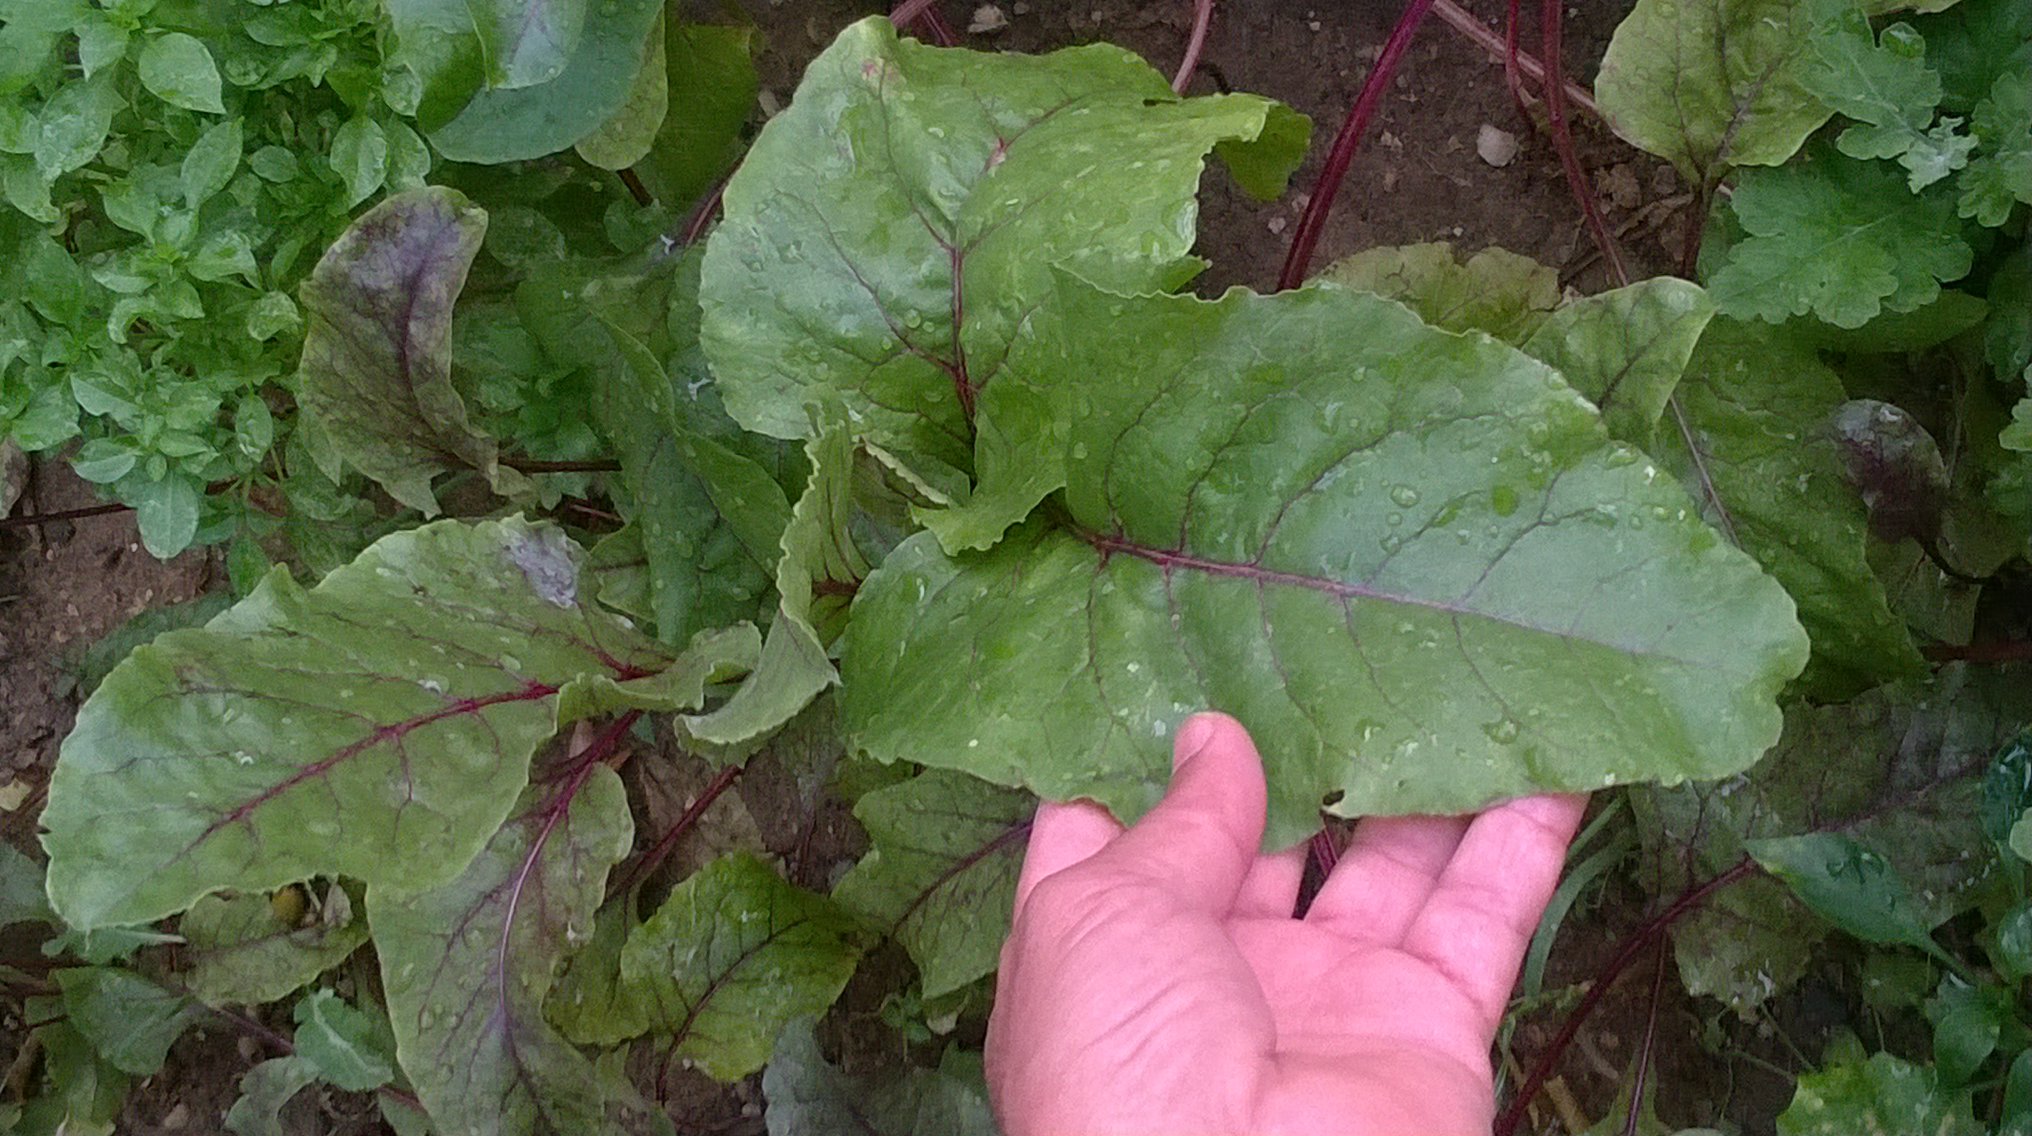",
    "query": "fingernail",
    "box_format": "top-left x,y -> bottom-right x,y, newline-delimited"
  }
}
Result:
1173,713 -> 1220,768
